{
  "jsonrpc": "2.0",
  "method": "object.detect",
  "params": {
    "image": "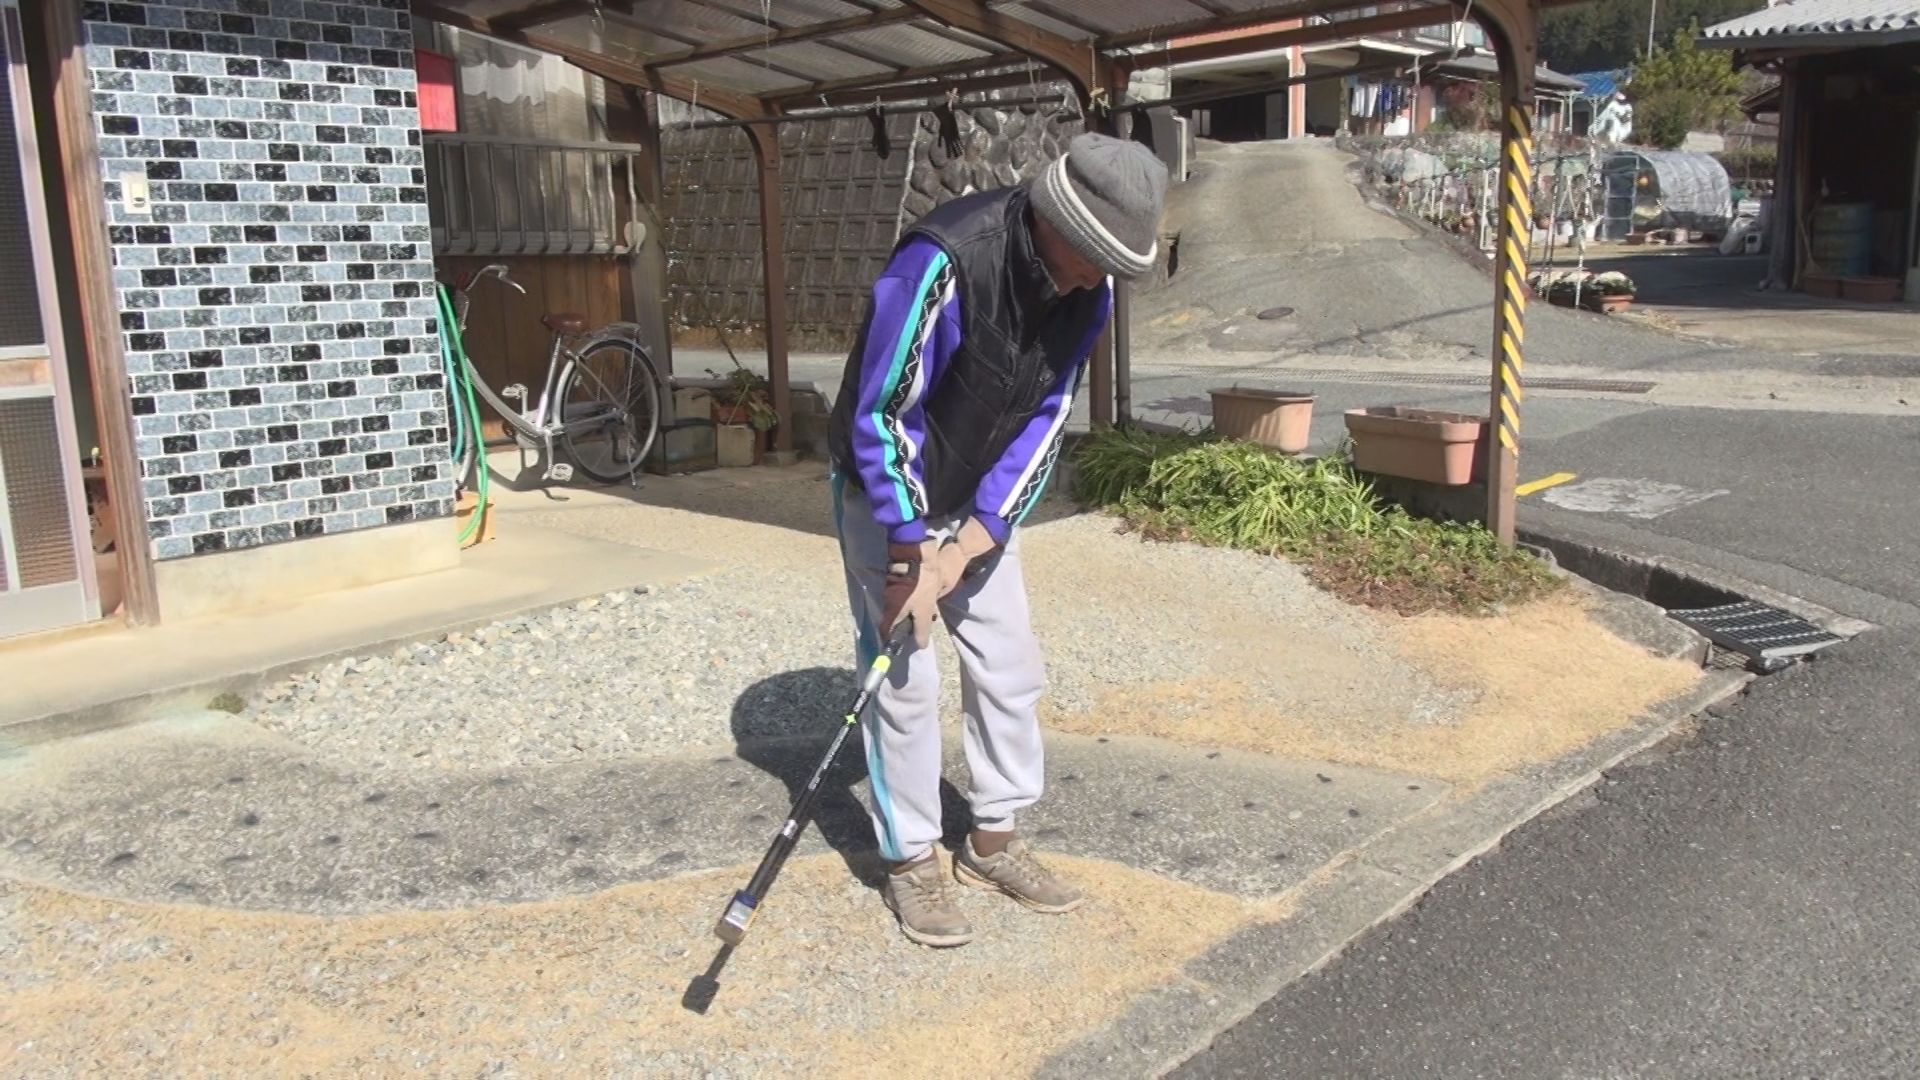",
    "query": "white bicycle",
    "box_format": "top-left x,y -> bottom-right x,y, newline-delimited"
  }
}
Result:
440,263 -> 662,487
